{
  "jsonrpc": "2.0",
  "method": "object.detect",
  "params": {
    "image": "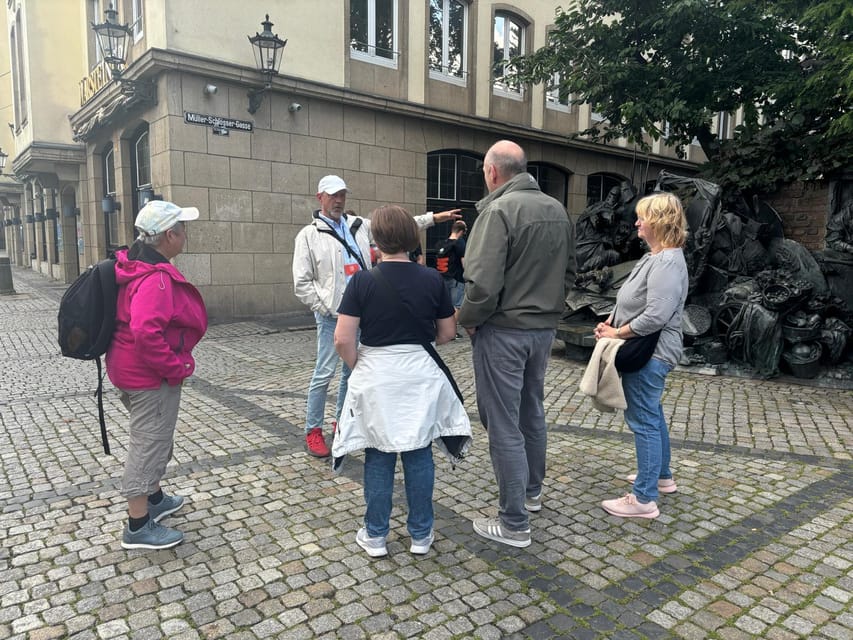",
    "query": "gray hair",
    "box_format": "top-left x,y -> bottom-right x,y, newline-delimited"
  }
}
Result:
137,231 -> 164,245
136,221 -> 183,245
